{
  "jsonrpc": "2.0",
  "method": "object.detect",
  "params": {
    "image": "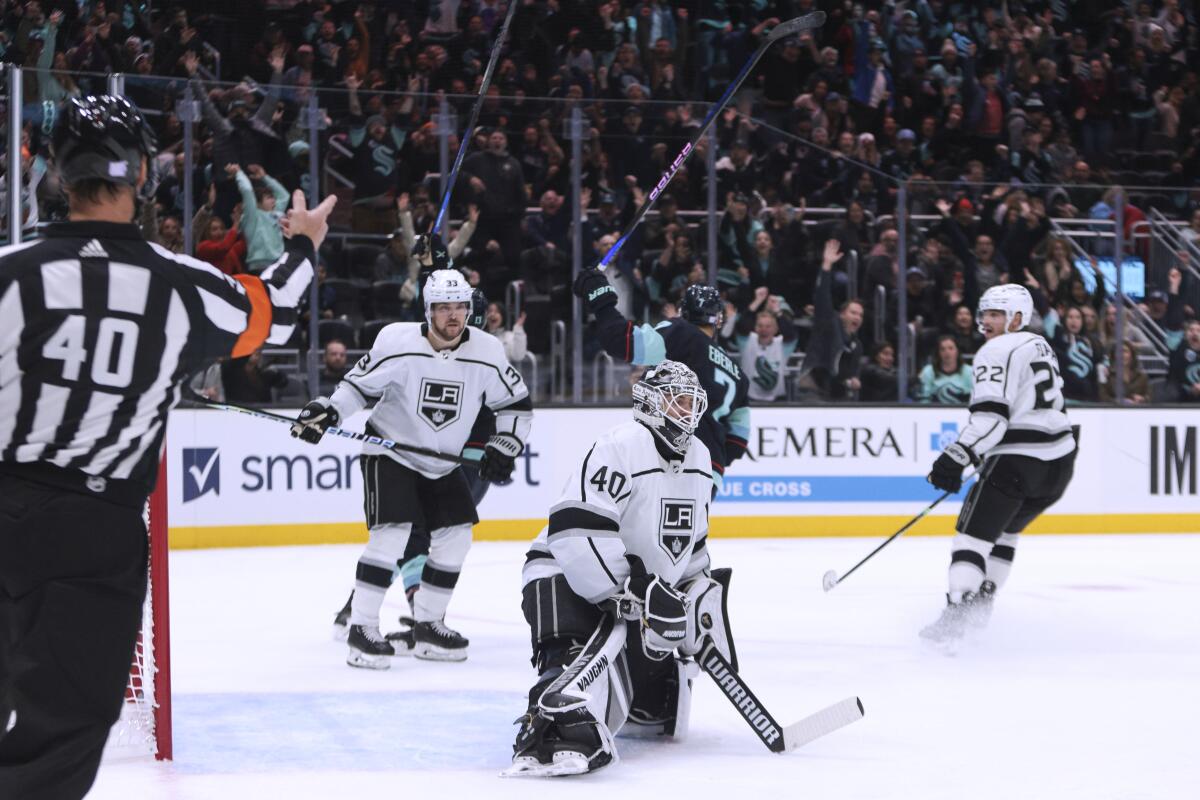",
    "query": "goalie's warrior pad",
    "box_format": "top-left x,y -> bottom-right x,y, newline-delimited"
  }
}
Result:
511,612 -> 630,776
679,567 -> 738,672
